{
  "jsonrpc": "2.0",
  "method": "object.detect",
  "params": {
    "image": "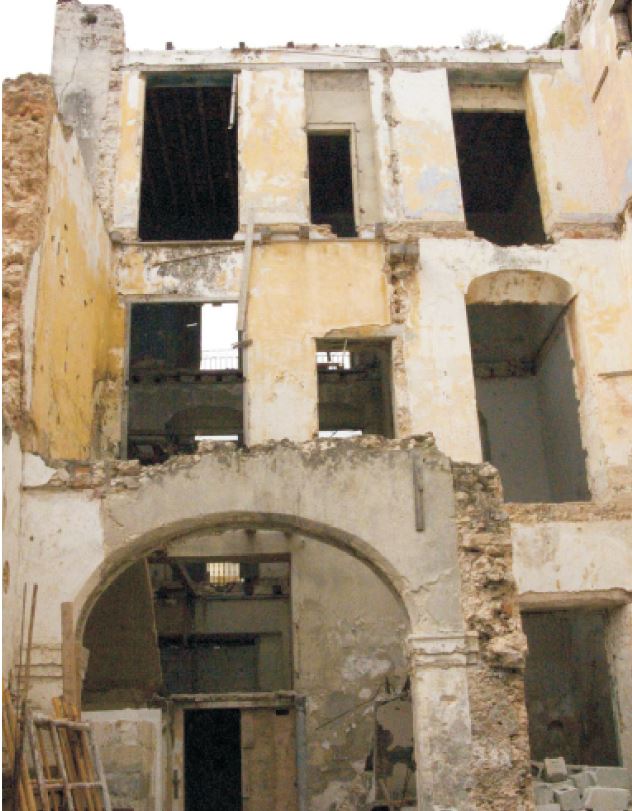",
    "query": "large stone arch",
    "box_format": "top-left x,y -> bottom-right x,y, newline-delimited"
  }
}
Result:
75,509 -> 412,641
466,268 -> 574,305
